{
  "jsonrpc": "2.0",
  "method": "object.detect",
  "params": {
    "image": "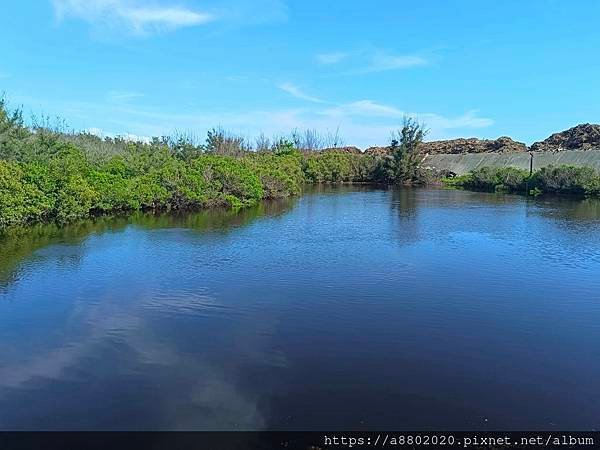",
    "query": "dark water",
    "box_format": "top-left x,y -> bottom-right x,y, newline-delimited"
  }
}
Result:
1,186 -> 600,431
